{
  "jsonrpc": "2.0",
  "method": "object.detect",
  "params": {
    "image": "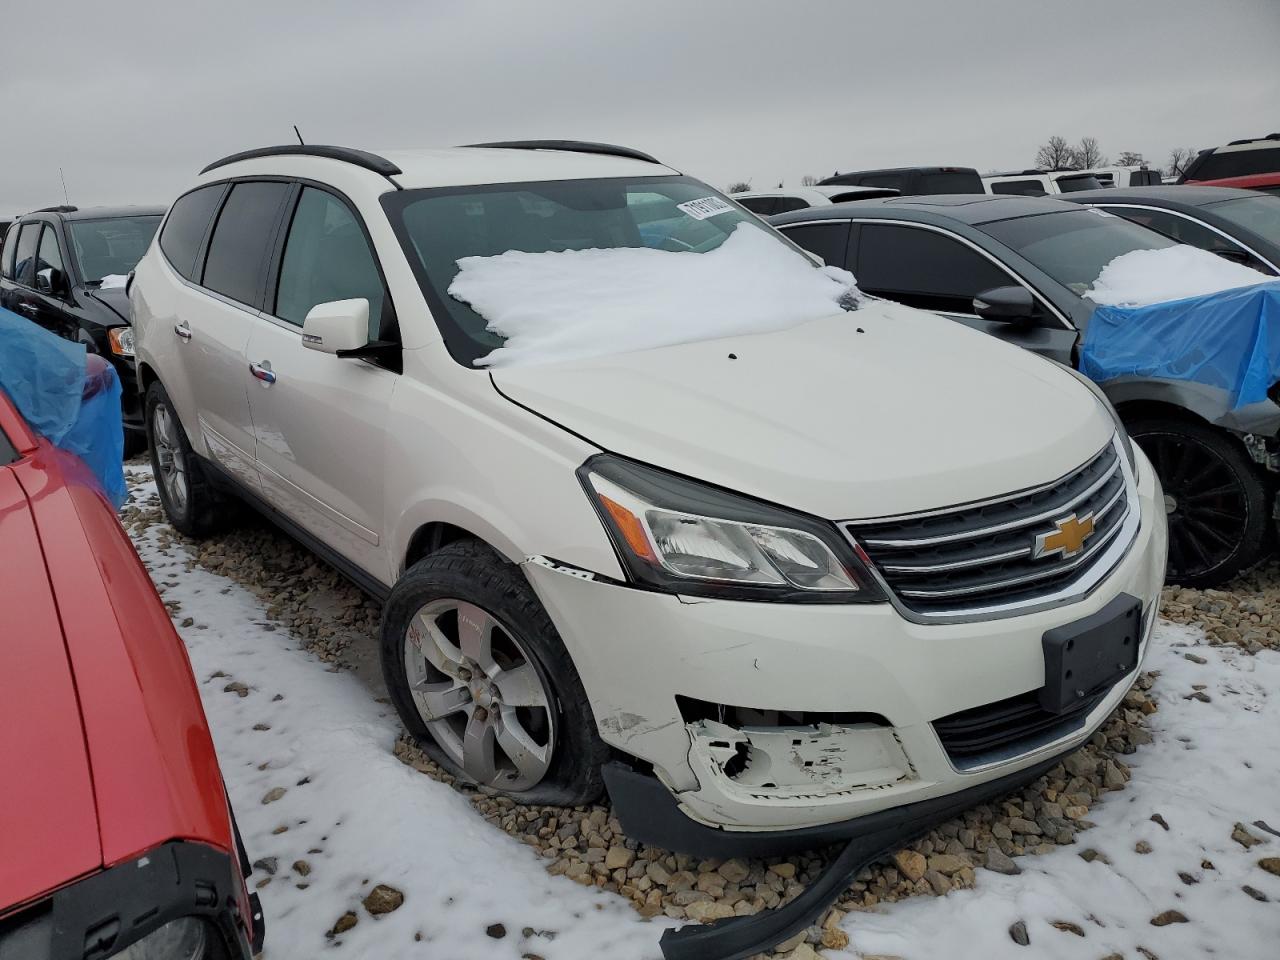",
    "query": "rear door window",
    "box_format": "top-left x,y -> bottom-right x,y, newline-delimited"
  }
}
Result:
160,185 -> 225,280
201,181 -> 290,307
274,187 -> 387,338
13,223 -> 41,287
856,224 -> 1015,314
779,222 -> 850,268
1,222 -> 22,278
